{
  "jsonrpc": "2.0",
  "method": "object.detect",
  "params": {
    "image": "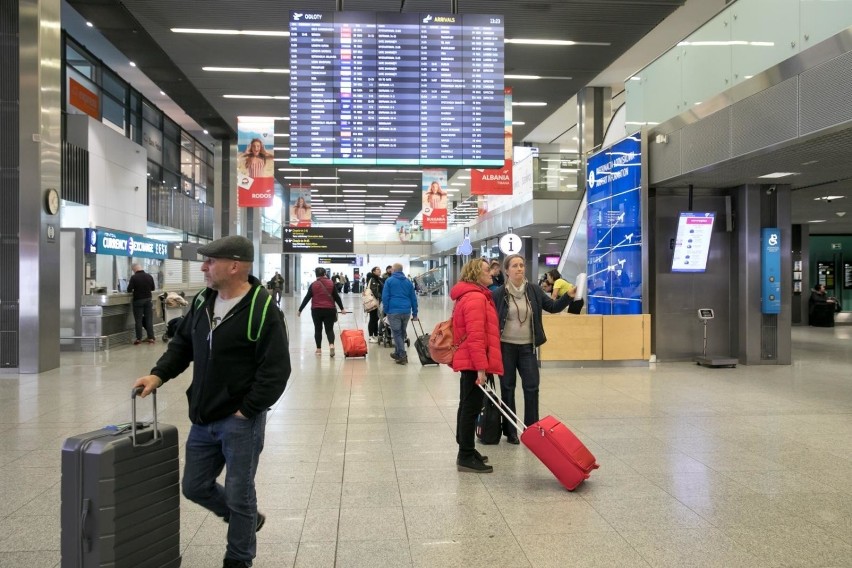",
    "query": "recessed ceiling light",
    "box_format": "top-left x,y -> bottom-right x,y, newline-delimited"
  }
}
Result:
505,74 -> 541,80
277,168 -> 309,172
173,28 -> 289,37
512,102 -> 548,107
801,160 -> 819,166
809,220 -> 826,223
159,90 -> 166,96
129,61 -> 137,67
86,21 -> 94,27
539,231 -> 551,234
203,129 -> 208,135
758,172 -> 798,178
556,225 -> 570,228
505,38 -> 610,46
206,67 -> 290,74
512,121 -> 525,125
274,133 -> 290,137
814,196 -> 845,201
224,94 -> 289,99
